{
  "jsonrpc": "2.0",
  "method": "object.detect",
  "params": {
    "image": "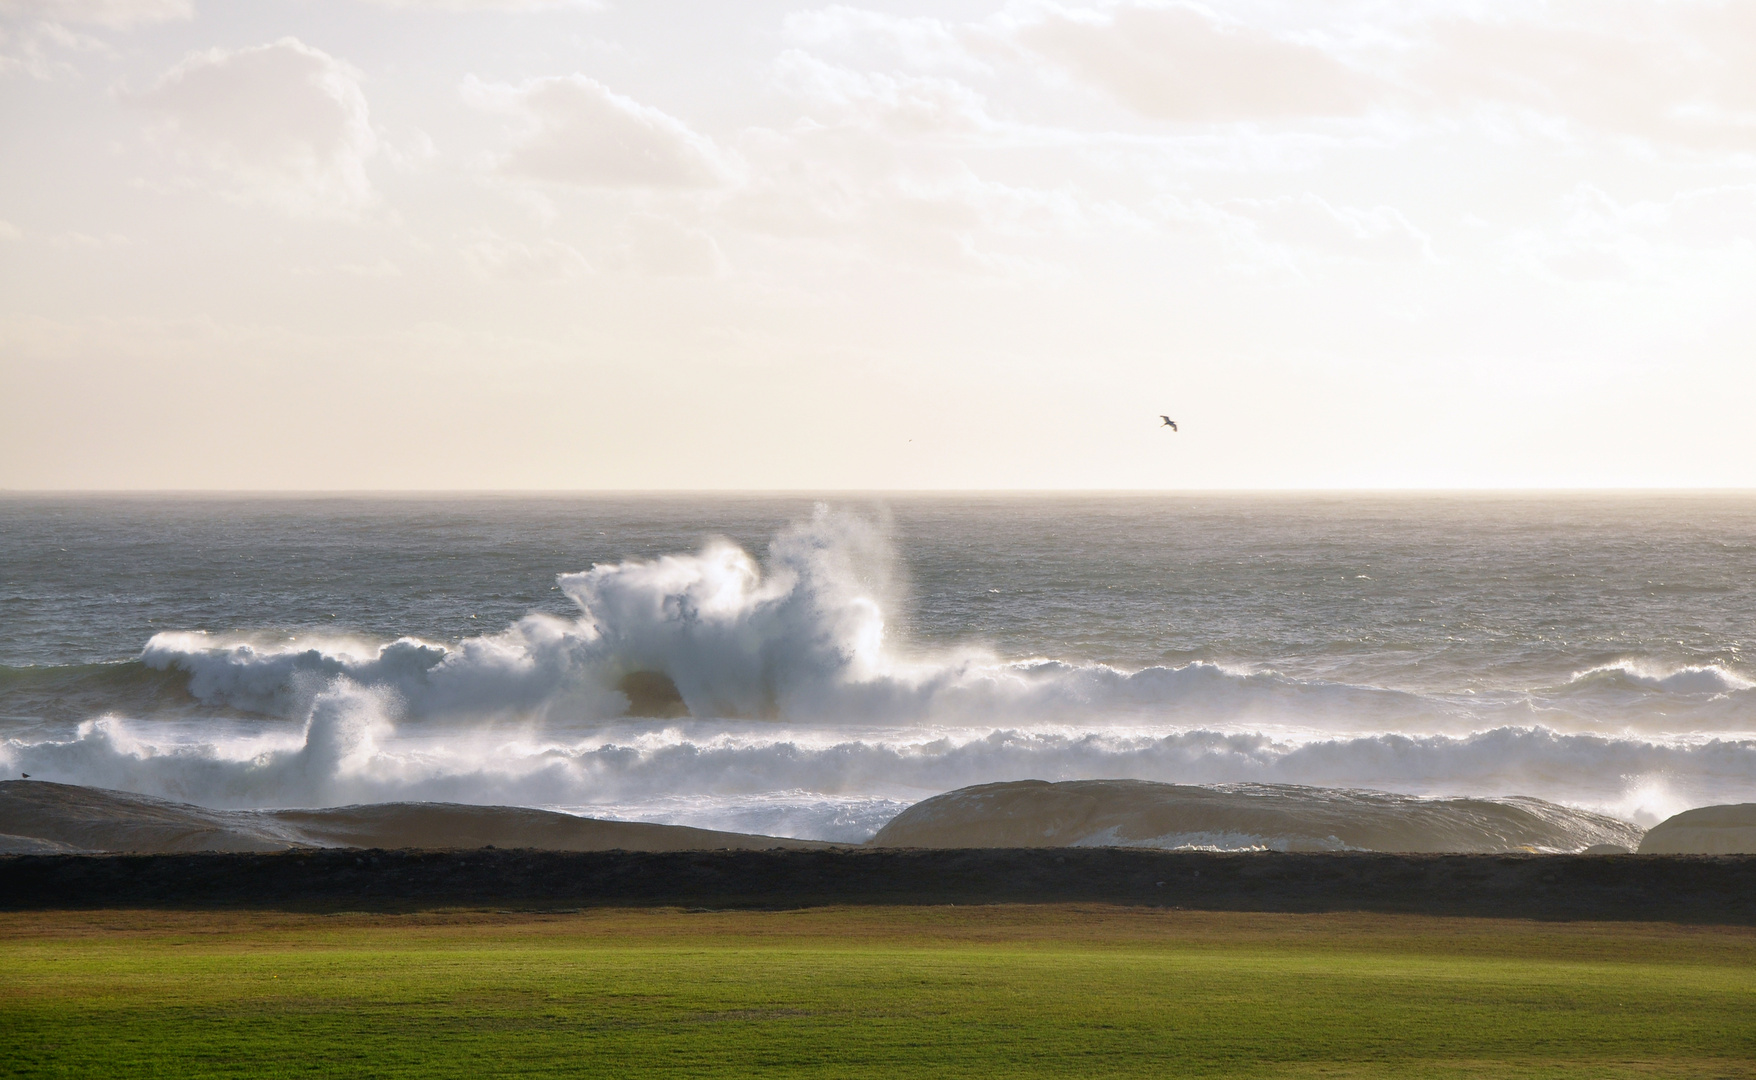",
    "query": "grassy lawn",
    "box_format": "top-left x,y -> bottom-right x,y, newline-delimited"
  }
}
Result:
2,905 -> 1753,1078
